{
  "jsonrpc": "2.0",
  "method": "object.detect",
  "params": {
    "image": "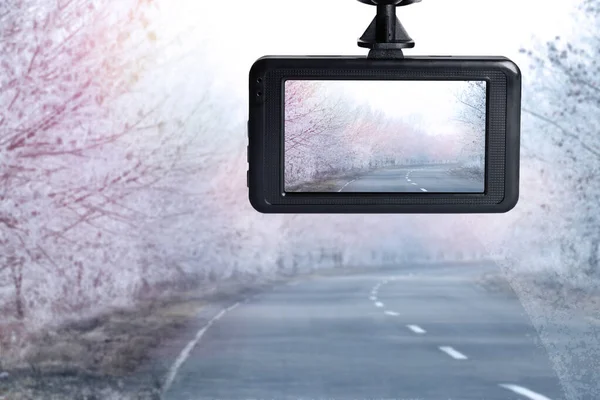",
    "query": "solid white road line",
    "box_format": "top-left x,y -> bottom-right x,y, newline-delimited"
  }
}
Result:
338,179 -> 356,192
407,325 -> 427,334
375,302 -> 384,308
438,346 -> 468,360
162,303 -> 240,395
499,384 -> 553,400
384,311 -> 400,316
